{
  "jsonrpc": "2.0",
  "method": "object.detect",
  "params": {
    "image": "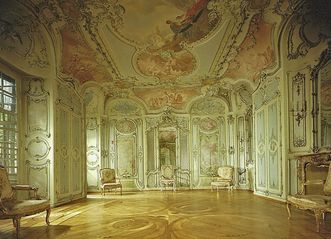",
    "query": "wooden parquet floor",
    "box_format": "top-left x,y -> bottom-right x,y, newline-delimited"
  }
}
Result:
0,190 -> 331,239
